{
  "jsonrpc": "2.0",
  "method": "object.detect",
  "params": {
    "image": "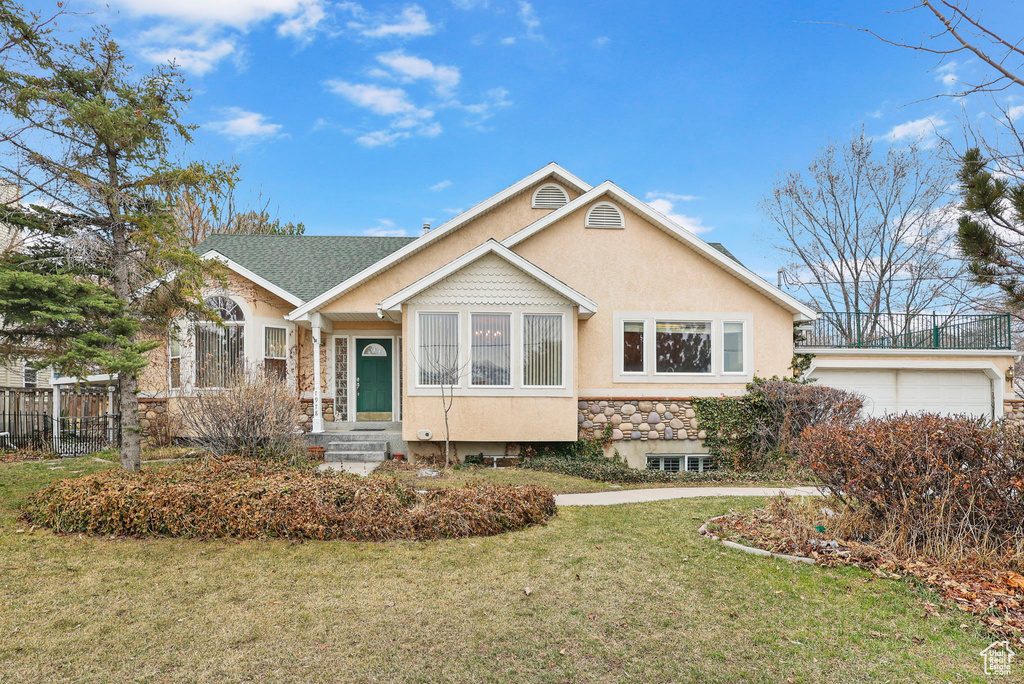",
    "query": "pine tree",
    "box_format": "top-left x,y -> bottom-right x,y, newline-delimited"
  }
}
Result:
956,148 -> 1024,309
0,4 -> 234,471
